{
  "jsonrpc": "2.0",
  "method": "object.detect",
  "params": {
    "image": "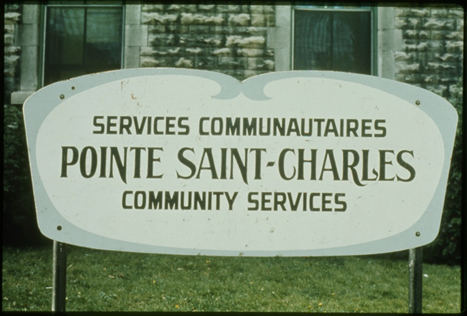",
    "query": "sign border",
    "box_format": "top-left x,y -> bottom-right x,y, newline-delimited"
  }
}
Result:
24,68 -> 458,256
